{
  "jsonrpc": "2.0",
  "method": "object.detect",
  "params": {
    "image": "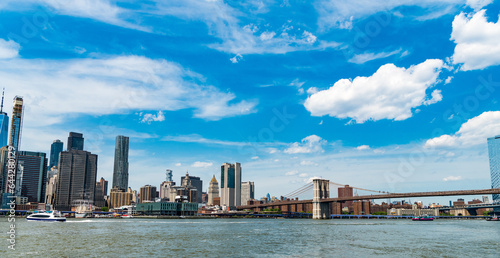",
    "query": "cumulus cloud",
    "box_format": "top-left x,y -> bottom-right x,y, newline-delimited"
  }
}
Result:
425,111 -> 500,148
192,161 -> 213,168
356,145 -> 370,150
230,54 -> 243,63
141,111 -> 165,124
451,10 -> 500,71
443,175 -> 463,181
1,55 -> 256,126
304,59 -> 444,123
466,0 -> 493,10
284,135 -> 326,154
0,39 -> 20,59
